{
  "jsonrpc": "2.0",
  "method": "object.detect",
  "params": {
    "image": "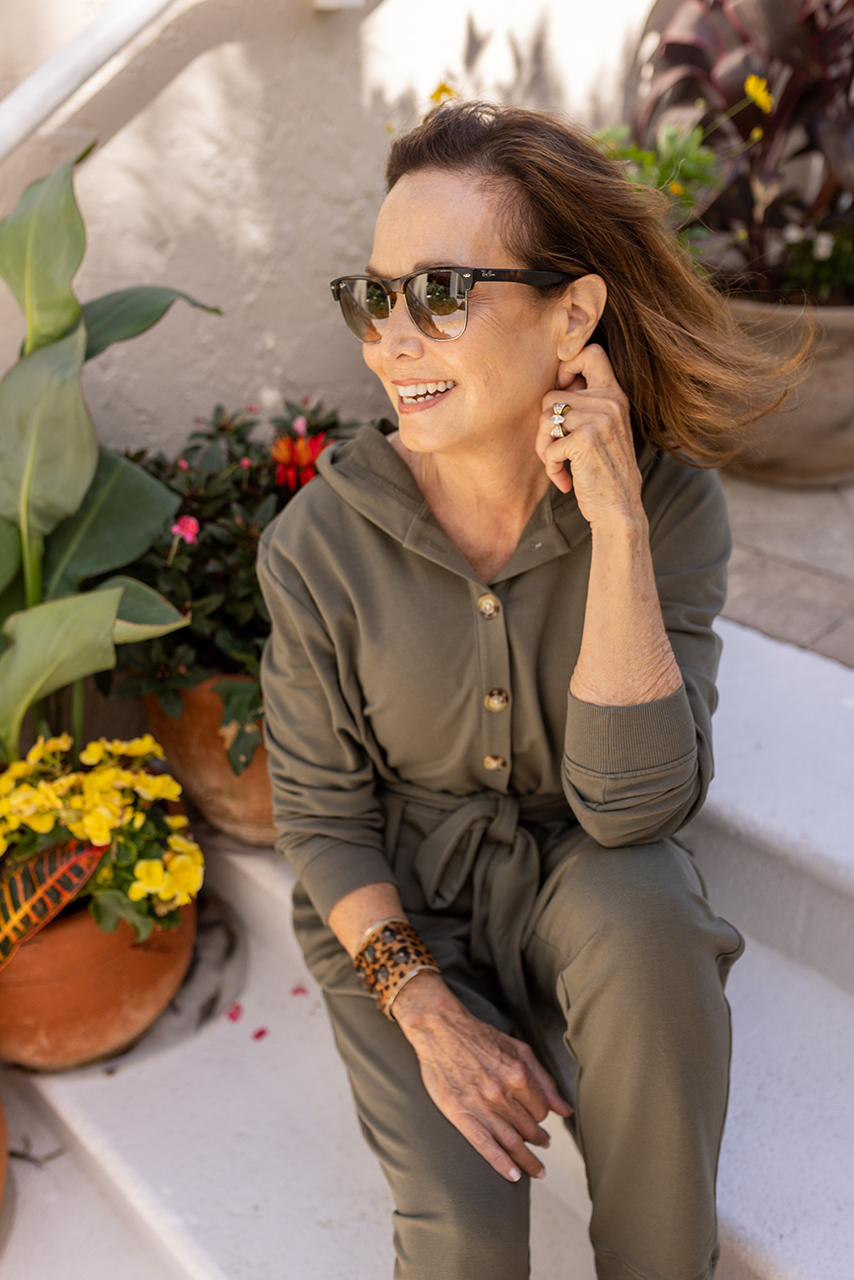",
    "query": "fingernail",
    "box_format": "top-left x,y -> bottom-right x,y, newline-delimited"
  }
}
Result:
535,1168 -> 546,1179
508,1167 -> 521,1182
